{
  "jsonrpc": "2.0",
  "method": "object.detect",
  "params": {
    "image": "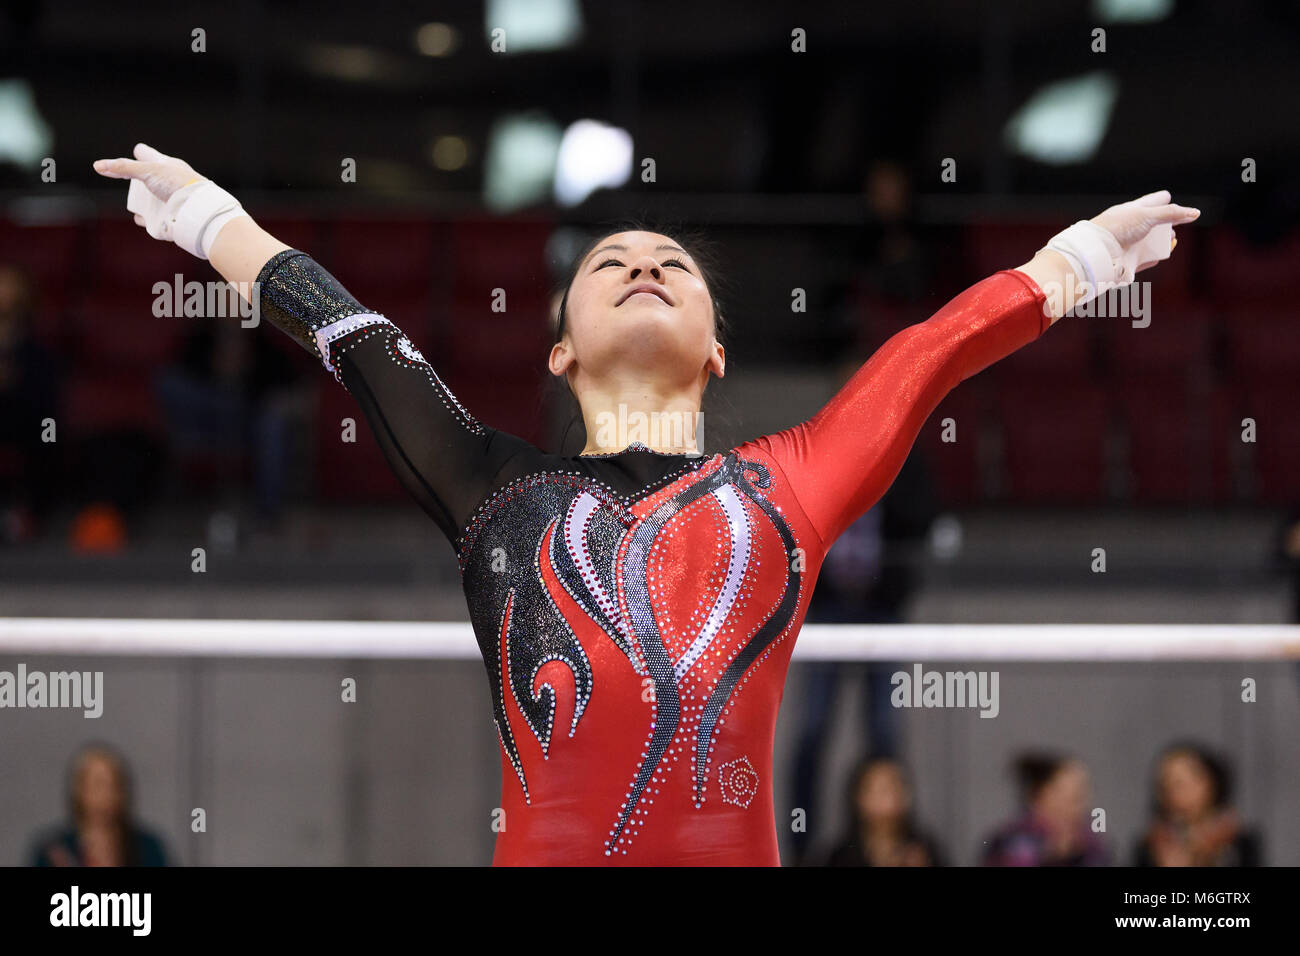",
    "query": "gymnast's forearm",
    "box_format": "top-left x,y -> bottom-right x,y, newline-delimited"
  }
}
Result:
208,215 -> 292,292
209,219 -> 363,366
1013,249 -> 1076,323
